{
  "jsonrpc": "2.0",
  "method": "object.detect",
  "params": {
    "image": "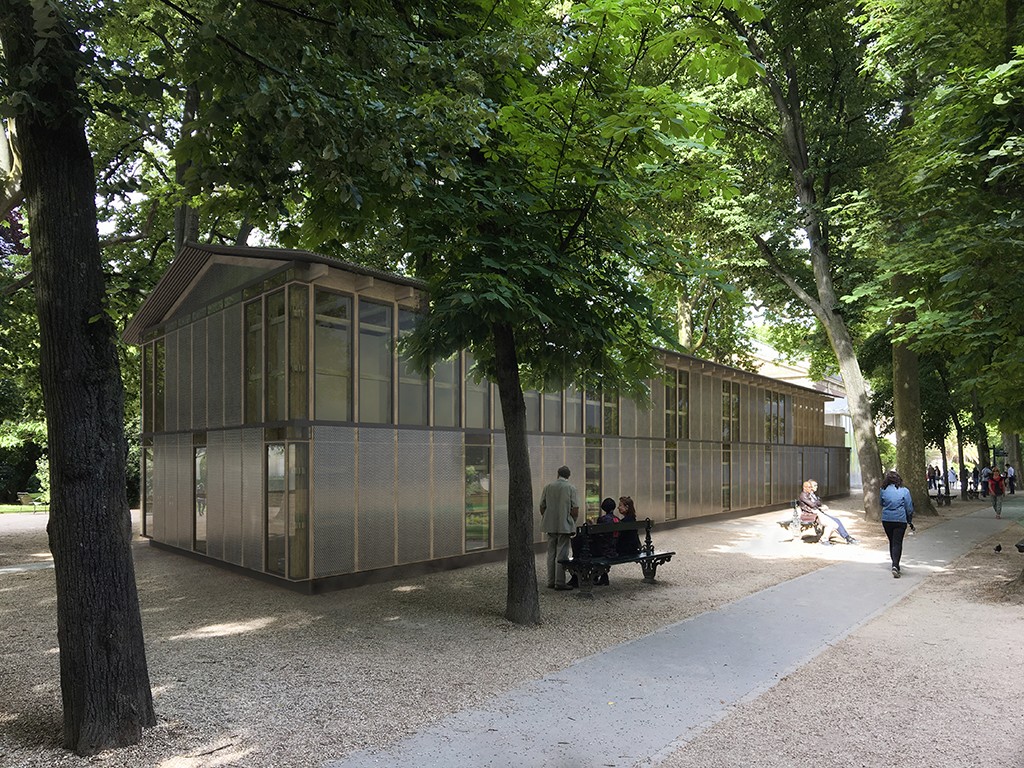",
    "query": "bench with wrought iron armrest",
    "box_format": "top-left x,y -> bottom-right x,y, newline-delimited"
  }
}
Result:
778,500 -> 823,541
17,492 -> 47,514
560,518 -> 674,597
